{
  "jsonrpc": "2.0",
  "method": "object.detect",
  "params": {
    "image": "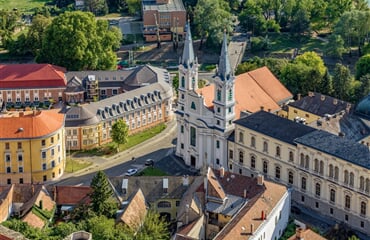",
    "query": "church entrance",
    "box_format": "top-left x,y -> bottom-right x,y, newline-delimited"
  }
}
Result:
190,155 -> 196,167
